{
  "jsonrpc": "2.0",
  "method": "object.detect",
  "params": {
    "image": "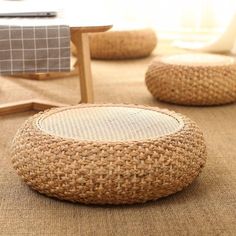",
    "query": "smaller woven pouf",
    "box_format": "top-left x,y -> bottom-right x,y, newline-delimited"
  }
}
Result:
145,53 -> 236,105
11,104 -> 206,204
88,28 -> 157,59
